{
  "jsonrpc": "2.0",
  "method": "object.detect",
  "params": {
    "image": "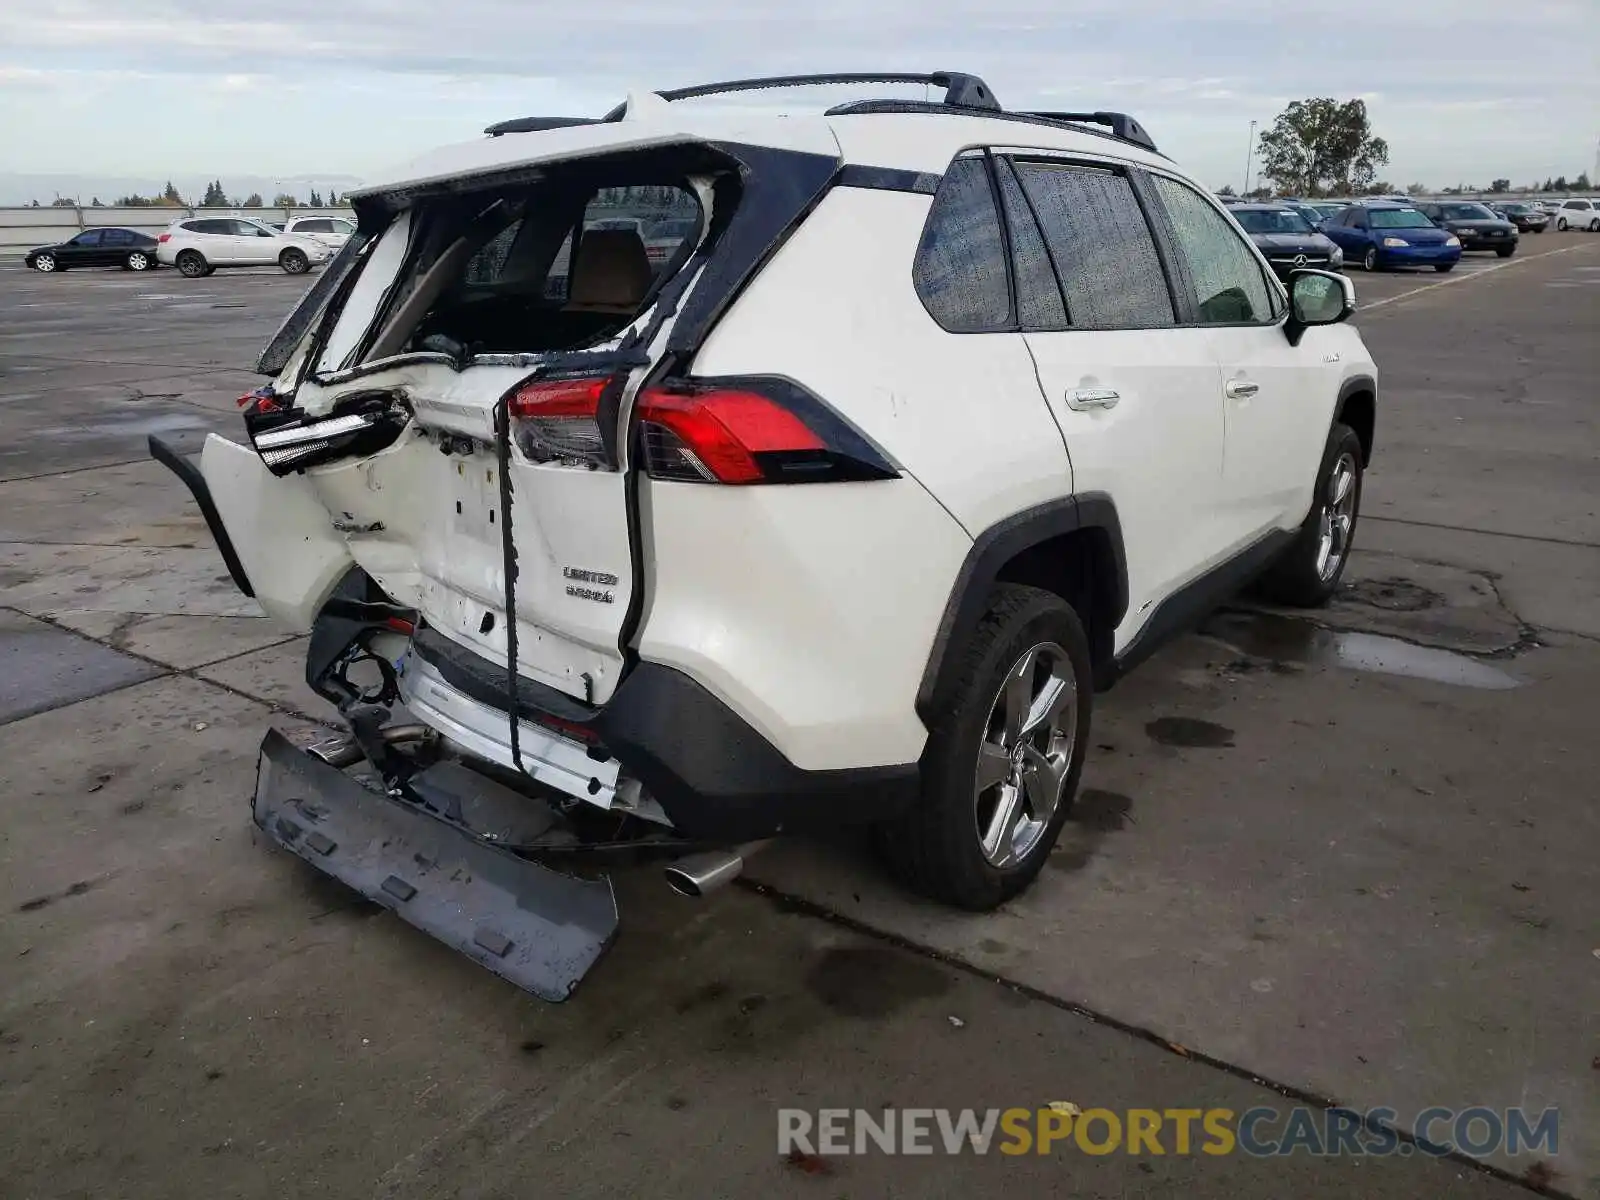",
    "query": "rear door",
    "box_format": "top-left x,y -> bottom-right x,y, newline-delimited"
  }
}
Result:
1141,172 -> 1323,544
995,150 -> 1232,647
